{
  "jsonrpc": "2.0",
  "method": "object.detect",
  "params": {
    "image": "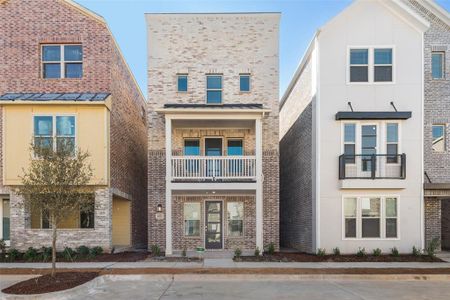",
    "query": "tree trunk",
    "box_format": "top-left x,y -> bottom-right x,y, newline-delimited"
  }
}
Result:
51,221 -> 57,277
